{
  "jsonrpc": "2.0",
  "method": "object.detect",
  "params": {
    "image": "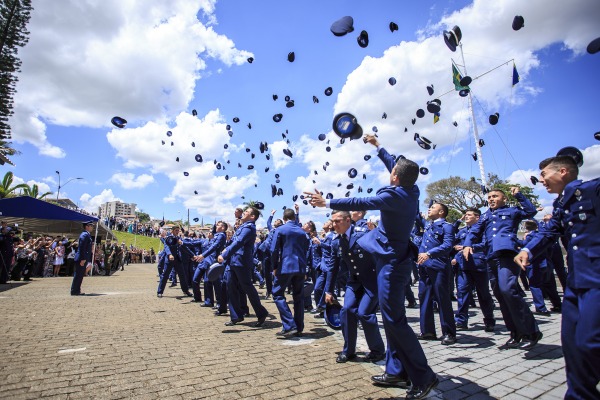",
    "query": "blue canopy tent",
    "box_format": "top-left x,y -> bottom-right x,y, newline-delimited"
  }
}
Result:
0,196 -> 113,239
